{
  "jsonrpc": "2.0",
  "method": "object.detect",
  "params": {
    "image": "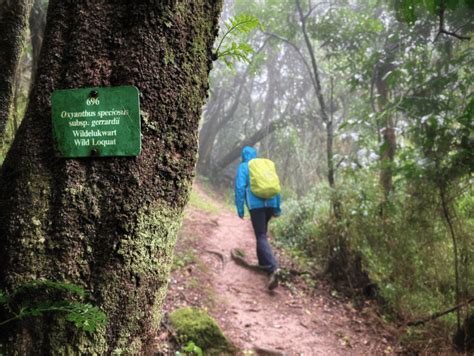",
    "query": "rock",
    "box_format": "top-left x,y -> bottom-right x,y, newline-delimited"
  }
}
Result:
169,307 -> 236,355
